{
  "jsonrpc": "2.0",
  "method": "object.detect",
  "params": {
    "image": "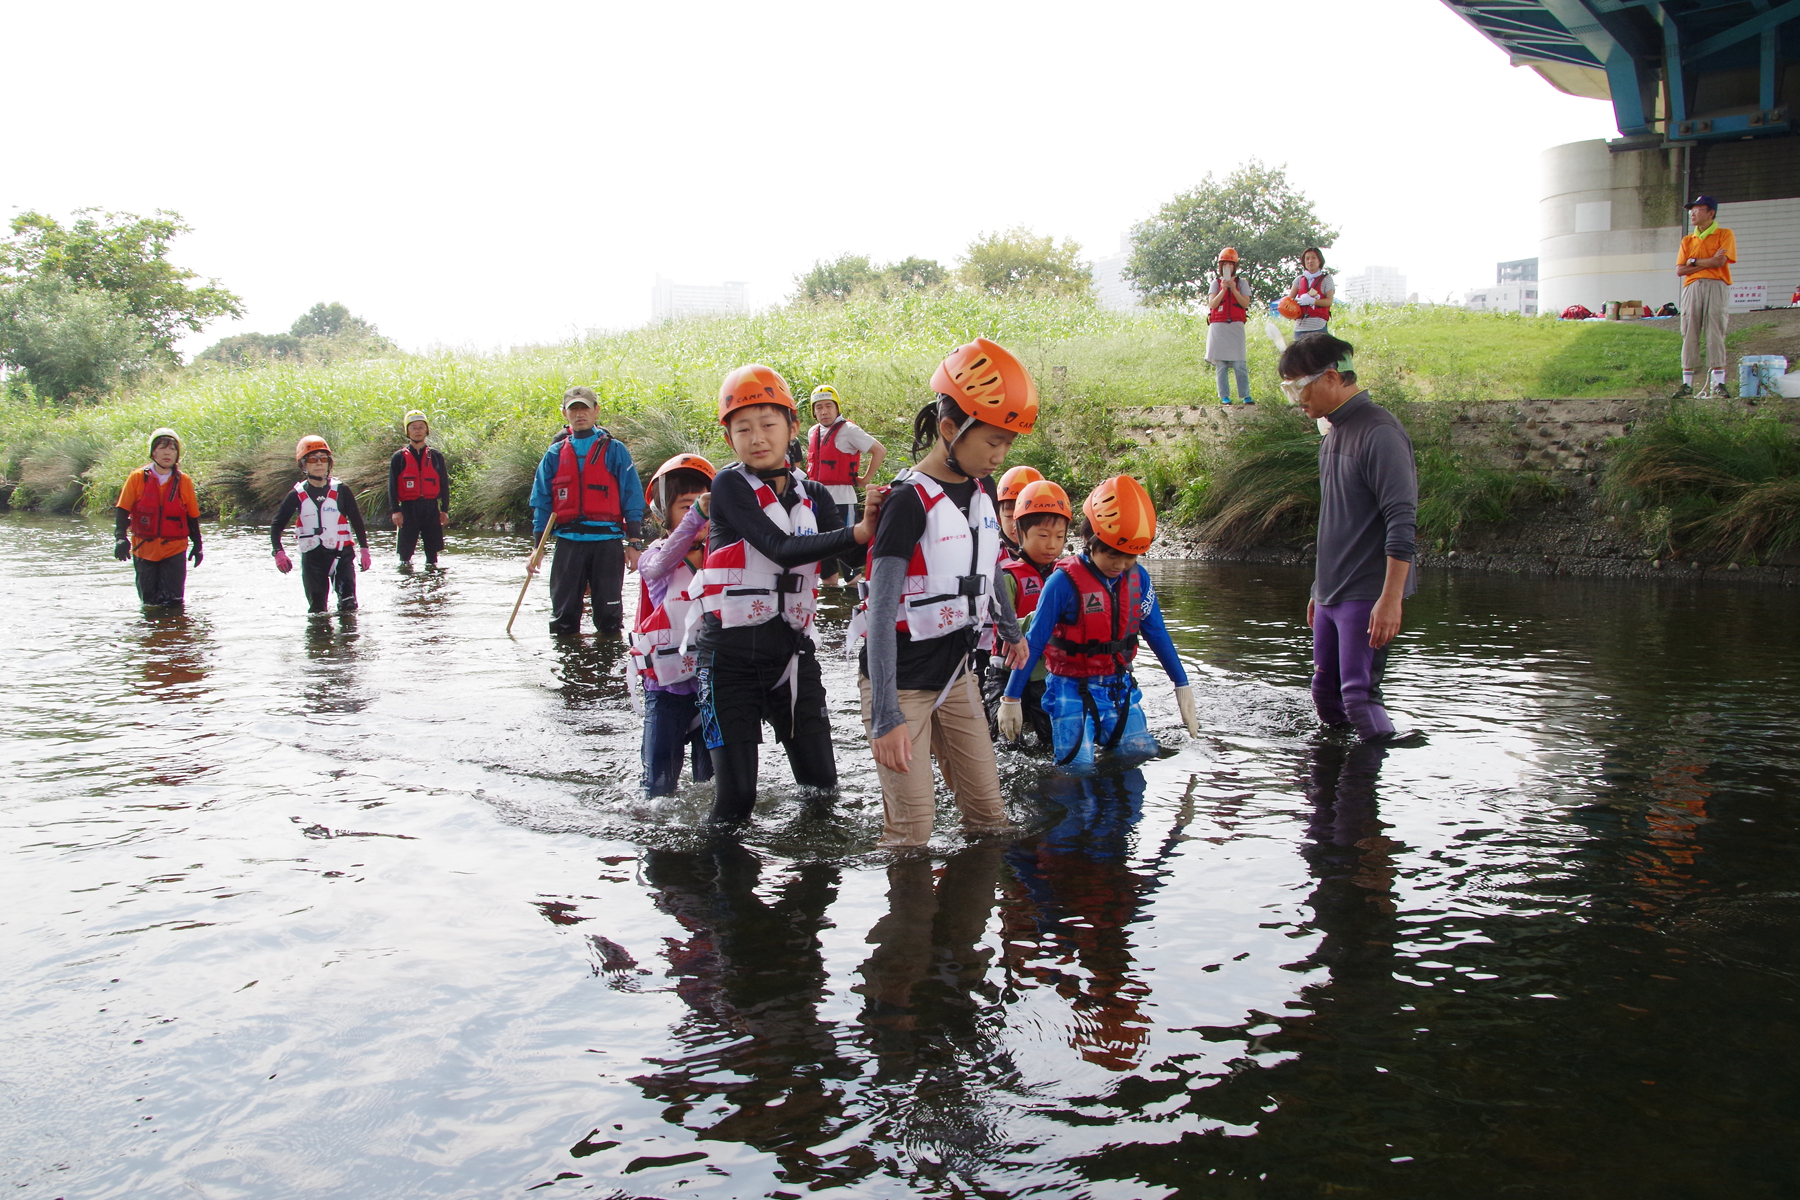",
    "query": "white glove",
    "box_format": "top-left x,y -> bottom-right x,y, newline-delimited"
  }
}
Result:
997,697 -> 1023,741
1175,684 -> 1199,738
1302,292 -> 1320,305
